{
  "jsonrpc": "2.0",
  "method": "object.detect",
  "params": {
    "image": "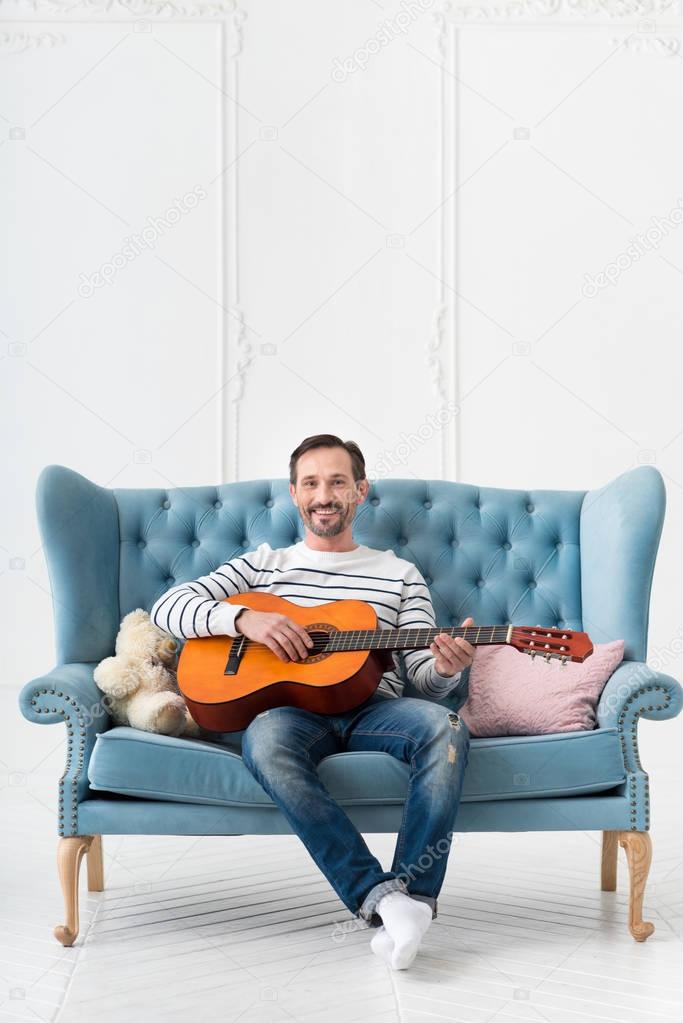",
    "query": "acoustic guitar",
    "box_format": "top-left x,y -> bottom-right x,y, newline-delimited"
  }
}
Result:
176,592 -> 594,732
